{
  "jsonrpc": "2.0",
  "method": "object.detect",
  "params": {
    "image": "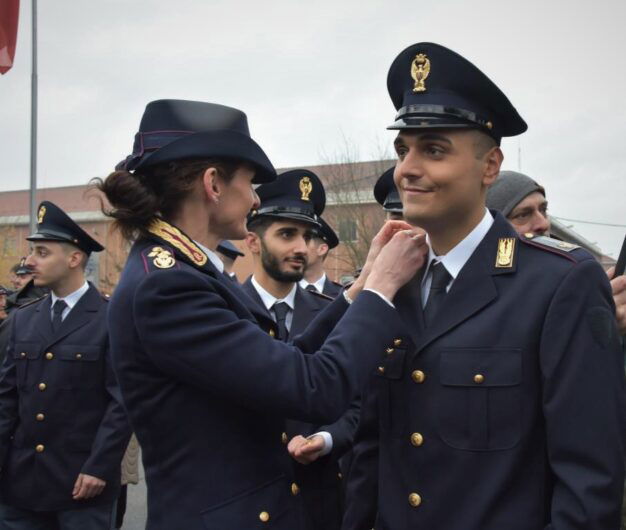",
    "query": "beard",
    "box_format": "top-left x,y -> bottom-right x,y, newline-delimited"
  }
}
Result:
260,240 -> 306,283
